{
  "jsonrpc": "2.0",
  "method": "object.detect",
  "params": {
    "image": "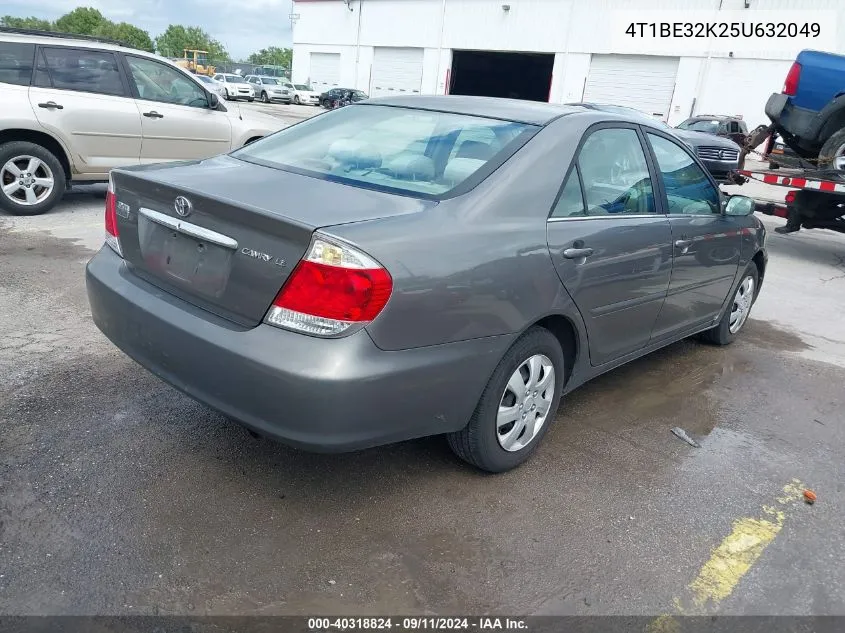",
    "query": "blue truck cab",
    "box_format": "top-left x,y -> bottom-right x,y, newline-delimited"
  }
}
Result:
765,49 -> 845,169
